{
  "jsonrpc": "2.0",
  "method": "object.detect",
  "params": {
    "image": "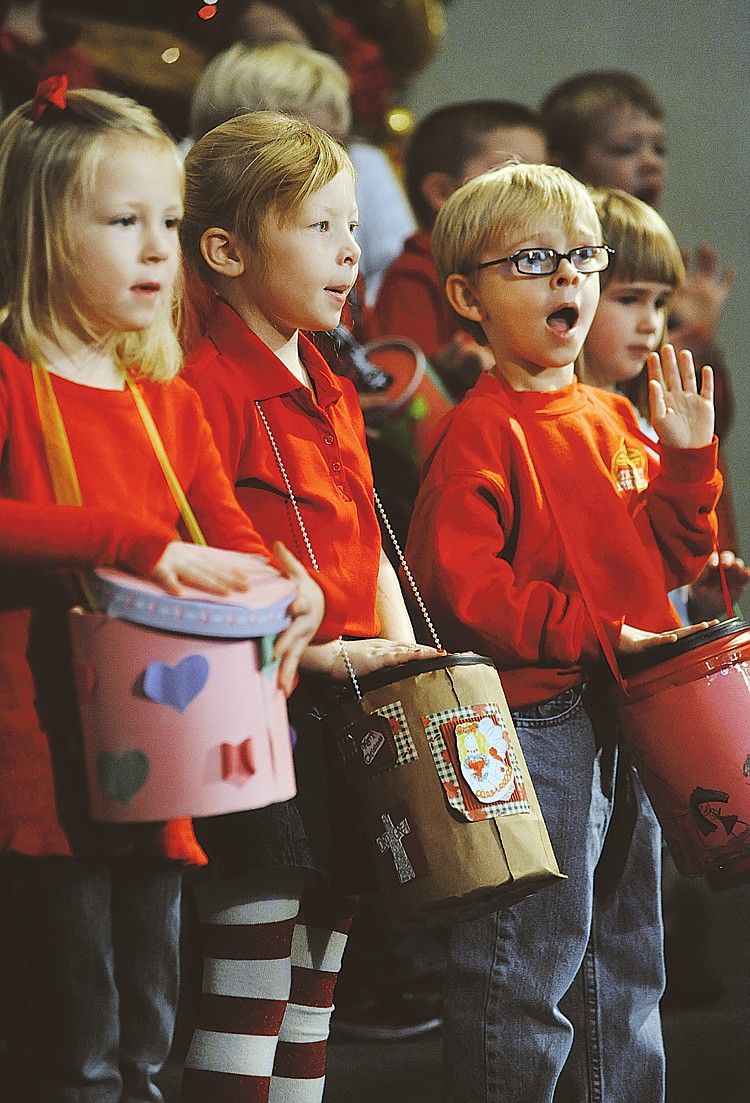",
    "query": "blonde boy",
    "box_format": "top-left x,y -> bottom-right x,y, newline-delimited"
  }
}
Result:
405,162 -> 721,1103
